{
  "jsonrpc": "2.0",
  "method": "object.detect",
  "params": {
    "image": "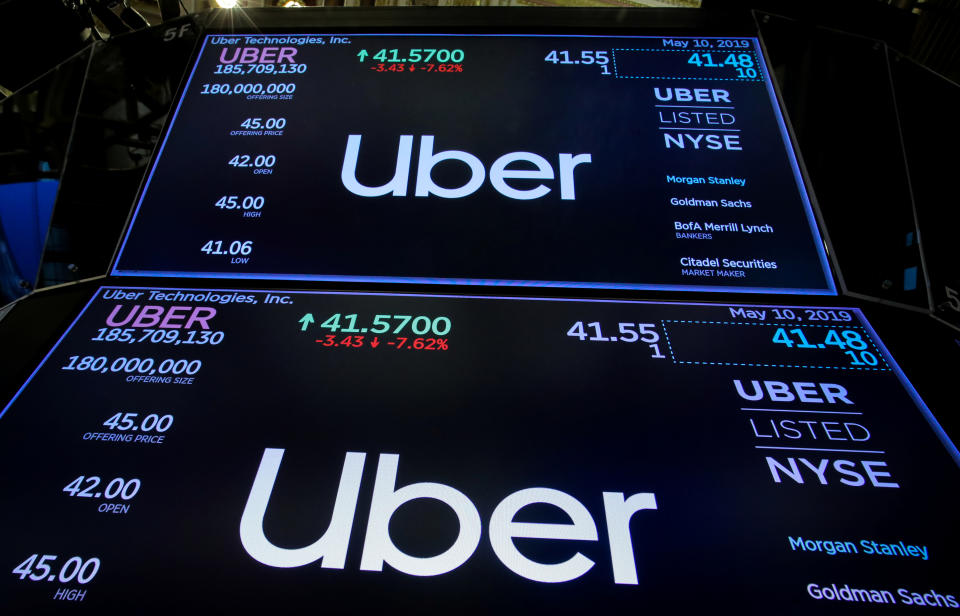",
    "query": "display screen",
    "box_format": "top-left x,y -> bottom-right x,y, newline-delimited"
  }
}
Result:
2,286 -> 956,612
111,34 -> 835,295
